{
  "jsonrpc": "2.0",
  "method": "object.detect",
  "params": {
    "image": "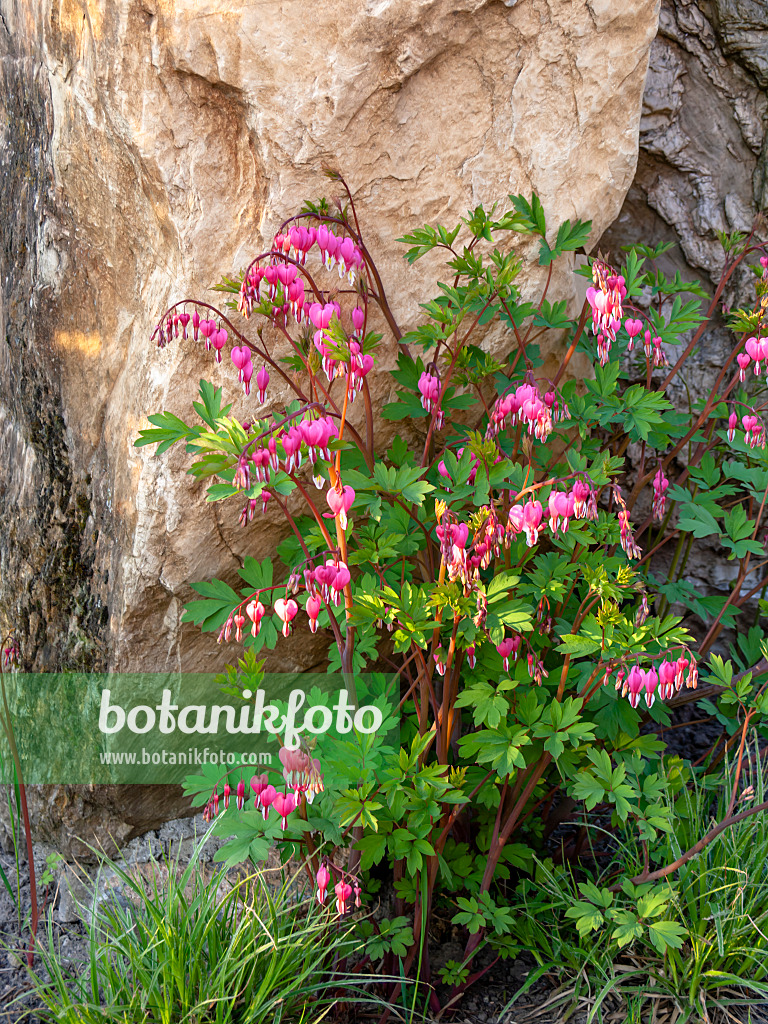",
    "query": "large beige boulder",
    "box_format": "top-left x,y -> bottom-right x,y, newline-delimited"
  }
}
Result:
2,0 -> 660,674
0,0 -> 658,851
